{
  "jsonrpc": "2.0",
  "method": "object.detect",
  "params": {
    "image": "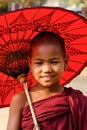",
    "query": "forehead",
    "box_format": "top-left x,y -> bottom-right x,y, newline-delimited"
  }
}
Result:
31,41 -> 63,57
32,40 -> 61,49
31,40 -> 61,49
